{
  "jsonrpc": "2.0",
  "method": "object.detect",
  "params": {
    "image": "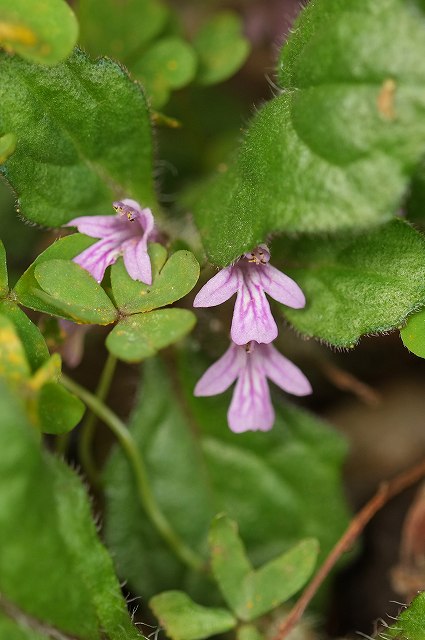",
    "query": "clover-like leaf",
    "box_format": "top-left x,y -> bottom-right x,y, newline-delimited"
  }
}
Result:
111,248 -> 200,315
0,49 -> 156,227
34,259 -> 118,325
37,382 -> 85,435
77,0 -> 168,60
278,220 -> 425,347
193,11 -> 250,86
0,0 -> 78,65
192,0 -> 425,265
15,234 -> 117,323
209,515 -> 318,622
0,381 -> 142,639
106,308 -> 196,362
400,308 -> 425,358
131,37 -> 197,109
104,355 -> 349,599
149,591 -> 236,640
